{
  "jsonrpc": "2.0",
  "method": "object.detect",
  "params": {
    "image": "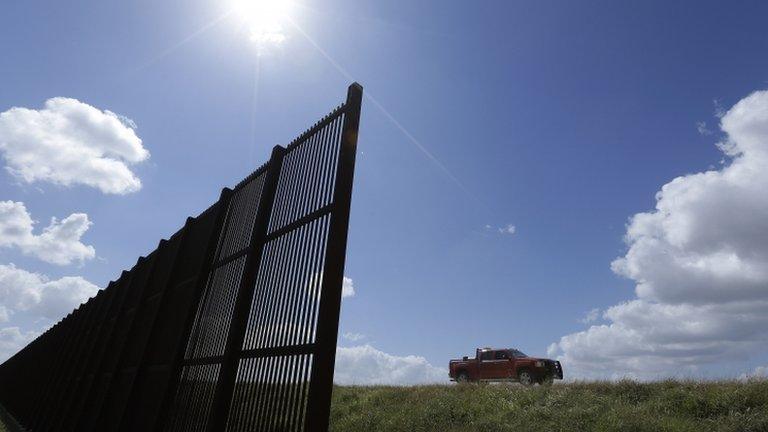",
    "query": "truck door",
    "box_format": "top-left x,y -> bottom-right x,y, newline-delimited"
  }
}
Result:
479,350 -> 510,380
